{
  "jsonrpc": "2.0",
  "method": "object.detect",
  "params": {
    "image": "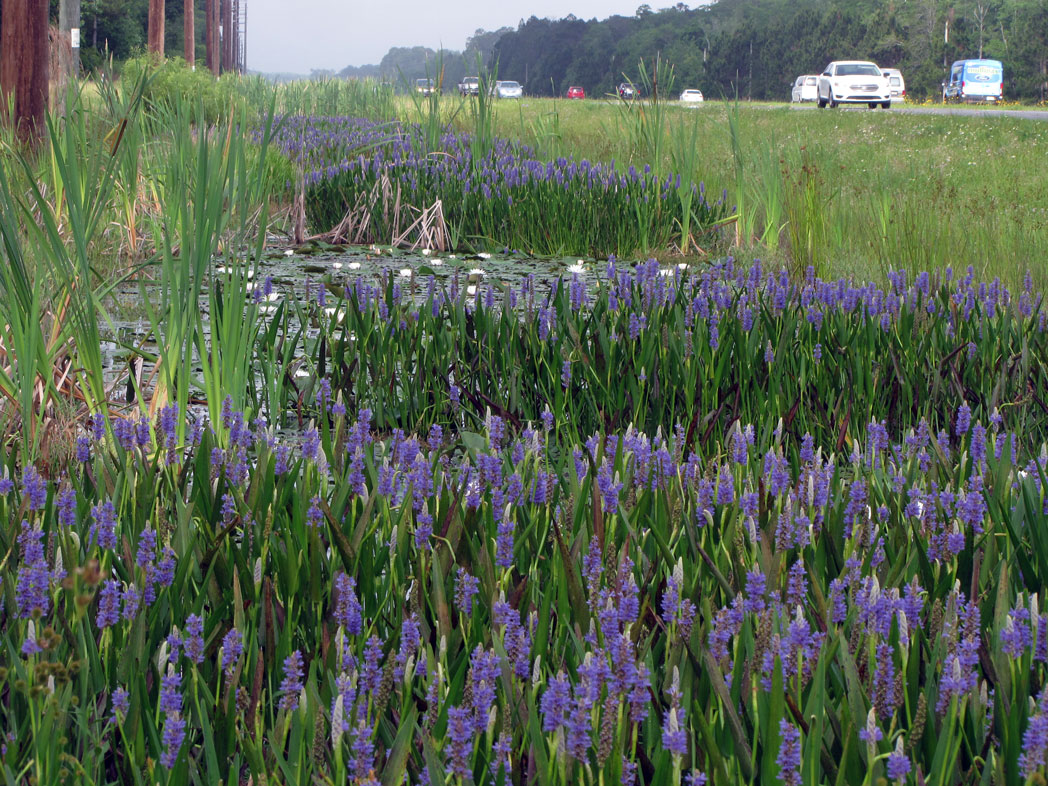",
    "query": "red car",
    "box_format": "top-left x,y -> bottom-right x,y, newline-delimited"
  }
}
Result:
566,86 -> 585,99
